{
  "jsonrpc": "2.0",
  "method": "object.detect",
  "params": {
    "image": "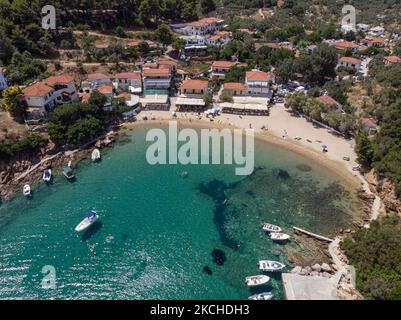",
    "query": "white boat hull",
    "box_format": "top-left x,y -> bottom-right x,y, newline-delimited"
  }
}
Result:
245,275 -> 270,287
23,185 -> 31,196
262,223 -> 282,233
248,292 -> 273,300
270,232 -> 291,241
75,215 -> 99,232
259,260 -> 286,272
91,149 -> 101,161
